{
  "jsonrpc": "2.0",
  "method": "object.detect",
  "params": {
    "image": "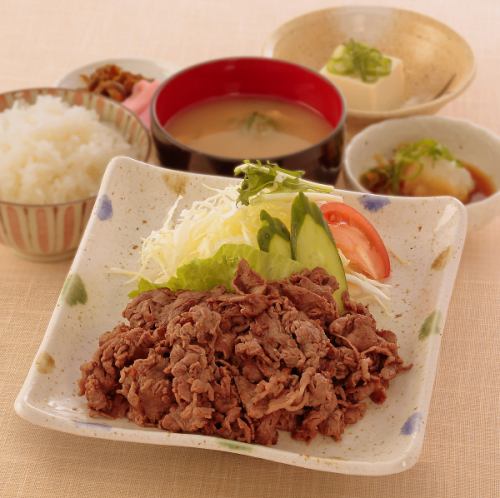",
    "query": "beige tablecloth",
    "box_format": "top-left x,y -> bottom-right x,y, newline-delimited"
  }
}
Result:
0,1 -> 499,497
